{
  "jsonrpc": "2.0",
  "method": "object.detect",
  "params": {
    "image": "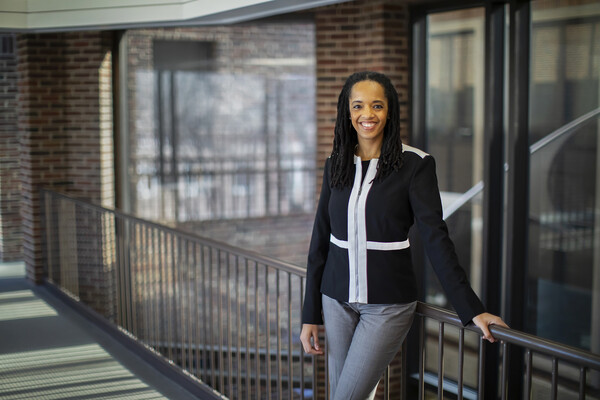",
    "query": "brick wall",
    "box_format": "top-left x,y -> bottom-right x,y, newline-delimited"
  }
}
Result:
314,0 -> 411,191
0,34 -> 22,261
16,31 -> 114,283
